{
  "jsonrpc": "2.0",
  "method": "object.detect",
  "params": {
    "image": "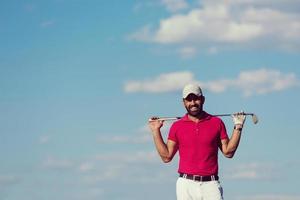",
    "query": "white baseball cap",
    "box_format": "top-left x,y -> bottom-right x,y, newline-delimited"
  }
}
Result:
182,84 -> 203,98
